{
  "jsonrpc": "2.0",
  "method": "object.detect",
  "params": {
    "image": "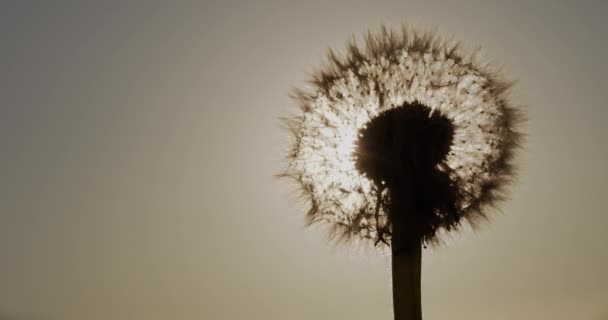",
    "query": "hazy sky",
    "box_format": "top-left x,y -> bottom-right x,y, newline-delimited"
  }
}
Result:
1,1 -> 607,319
